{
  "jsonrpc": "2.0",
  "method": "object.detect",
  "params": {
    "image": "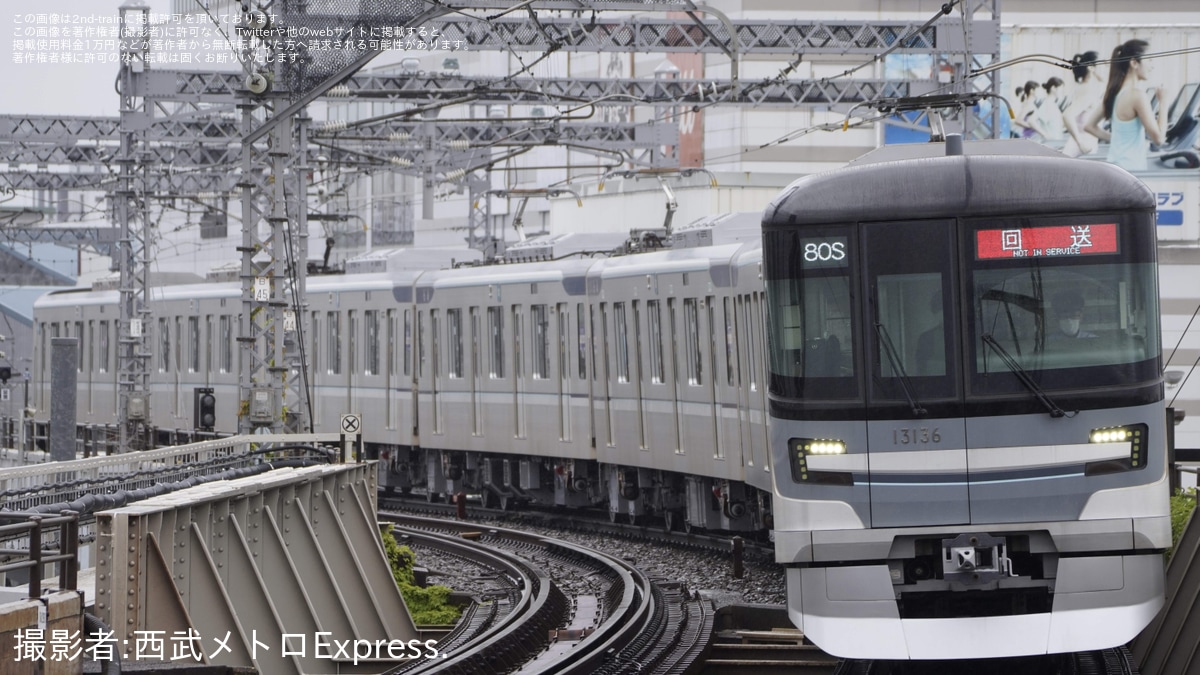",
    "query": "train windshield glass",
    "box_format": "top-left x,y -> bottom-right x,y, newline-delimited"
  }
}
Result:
764,226 -> 858,401
968,217 -> 1160,394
